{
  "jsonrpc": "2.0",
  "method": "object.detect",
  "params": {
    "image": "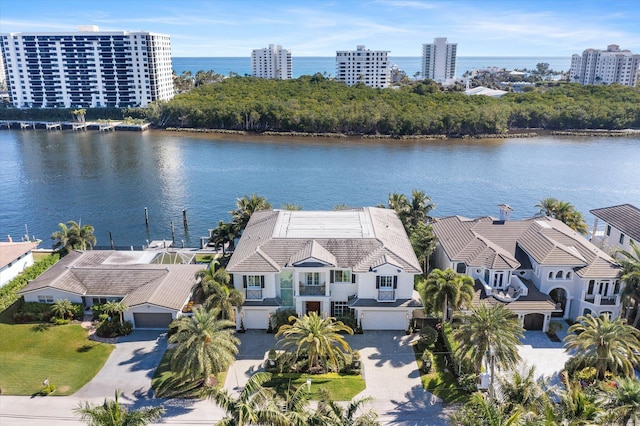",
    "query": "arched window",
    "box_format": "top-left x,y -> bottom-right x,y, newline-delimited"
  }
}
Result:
556,271 -> 563,279
548,271 -> 553,279
566,271 -> 572,279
